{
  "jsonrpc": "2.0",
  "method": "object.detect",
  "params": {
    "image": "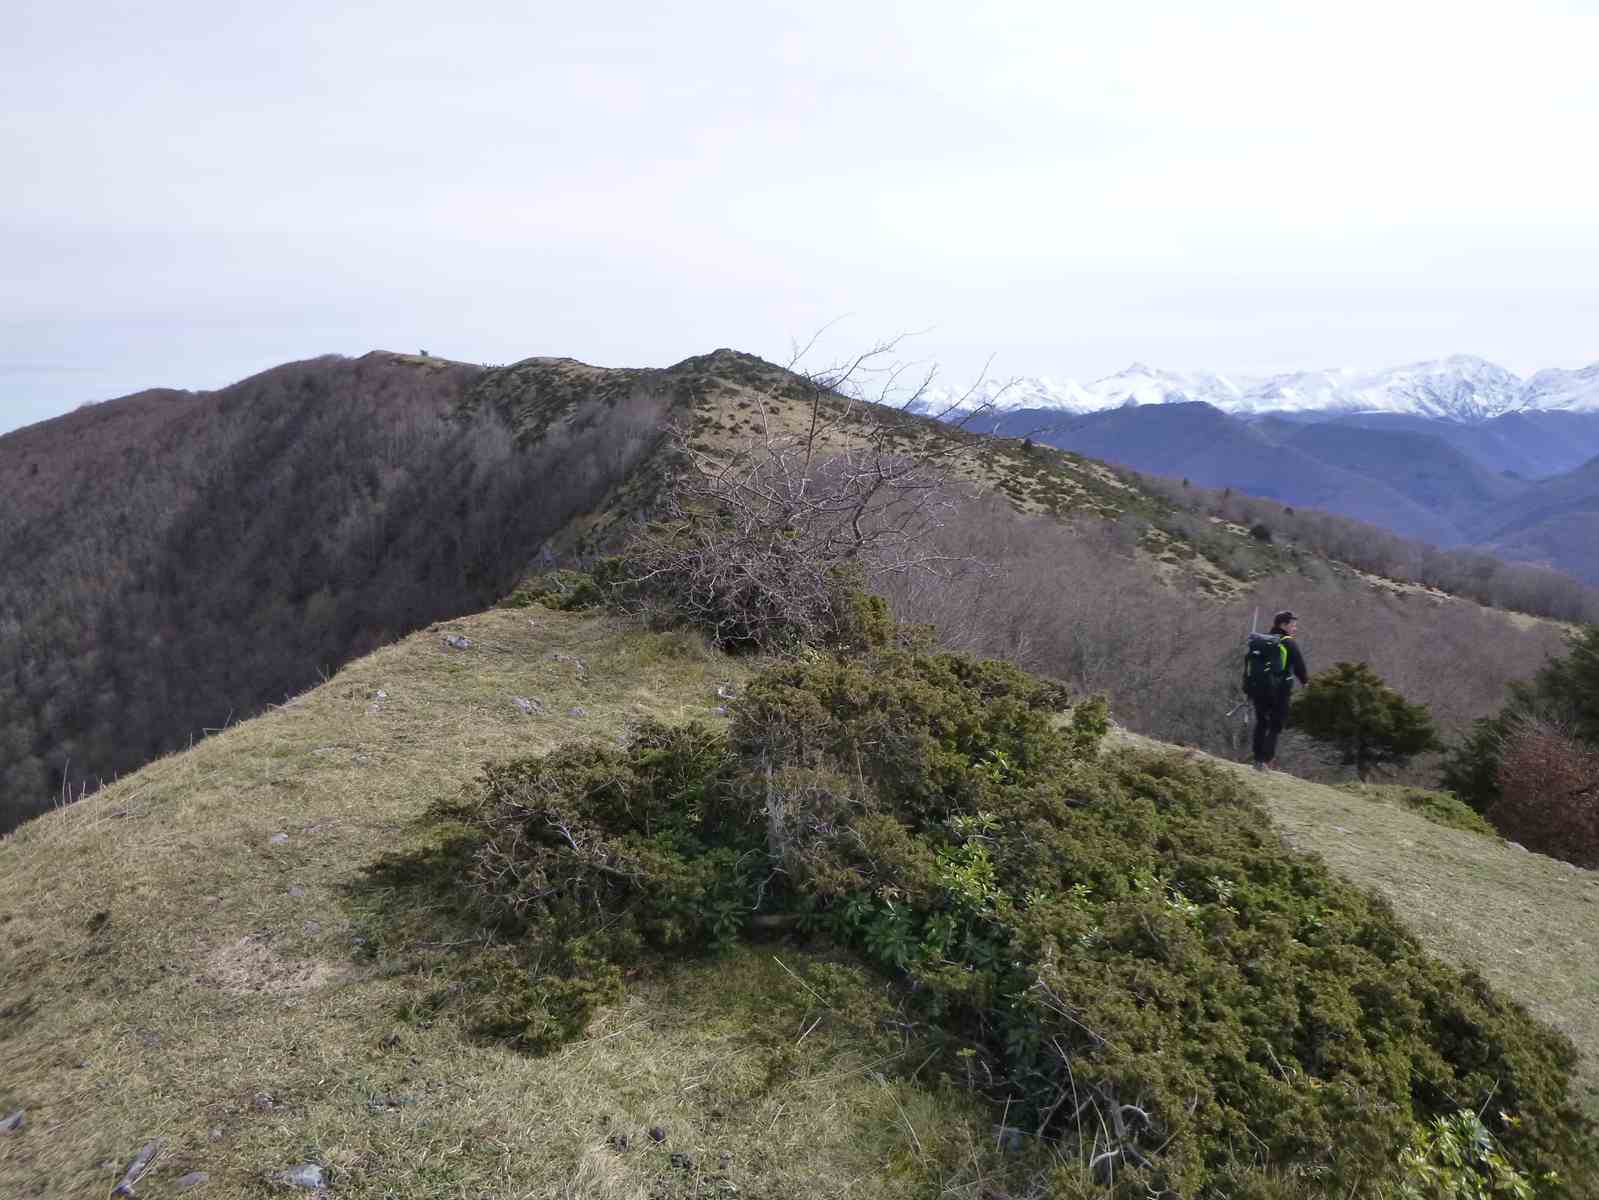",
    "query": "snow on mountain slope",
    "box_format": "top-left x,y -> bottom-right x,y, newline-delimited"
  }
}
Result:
918,355 -> 1599,423
1520,363 -> 1599,414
